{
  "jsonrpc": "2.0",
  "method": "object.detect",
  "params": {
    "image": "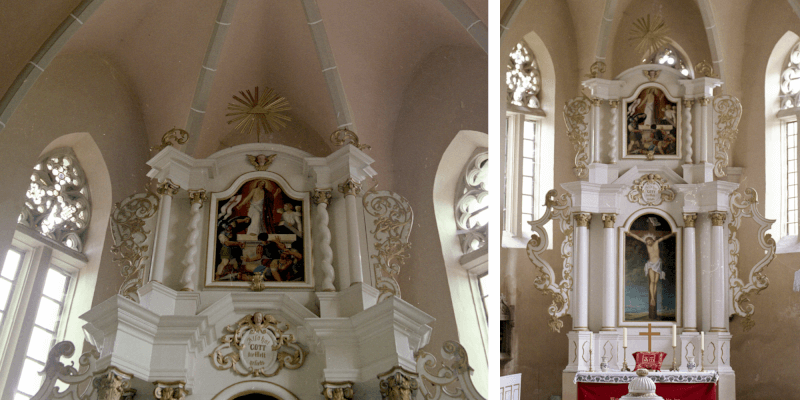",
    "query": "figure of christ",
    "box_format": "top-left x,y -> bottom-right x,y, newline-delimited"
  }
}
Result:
235,179 -> 282,236
642,89 -> 656,126
626,230 -> 676,319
